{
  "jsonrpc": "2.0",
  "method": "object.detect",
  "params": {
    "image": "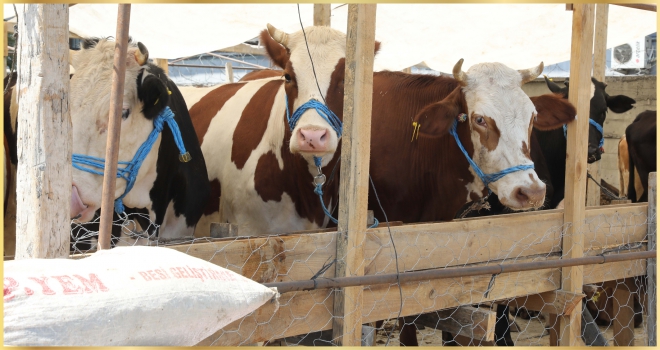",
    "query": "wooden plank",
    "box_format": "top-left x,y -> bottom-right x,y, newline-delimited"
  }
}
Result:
613,287 -> 635,345
209,223 -> 238,238
165,204 -> 647,284
503,290 -> 585,316
332,4 -> 377,346
153,58 -> 168,75
648,172 -> 657,346
225,62 -> 234,83
415,306 -> 496,341
586,3 -> 609,208
313,4 -> 331,26
560,3 -> 595,346
14,4 -> 71,259
197,258 -> 645,346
